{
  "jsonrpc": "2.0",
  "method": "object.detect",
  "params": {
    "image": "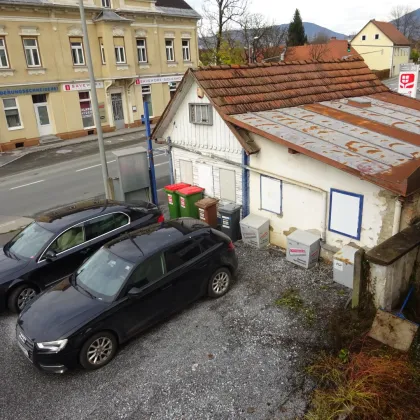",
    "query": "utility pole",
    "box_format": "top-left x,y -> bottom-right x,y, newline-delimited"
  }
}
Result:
143,102 -> 158,205
78,0 -> 110,198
